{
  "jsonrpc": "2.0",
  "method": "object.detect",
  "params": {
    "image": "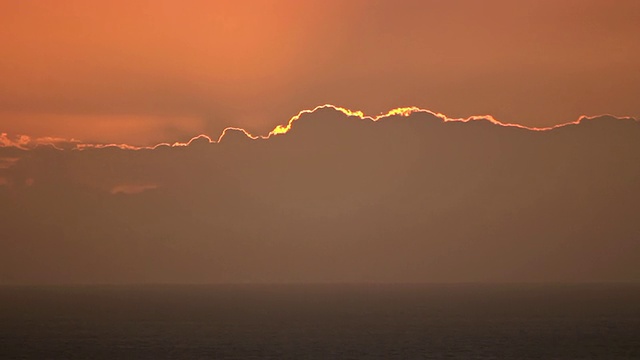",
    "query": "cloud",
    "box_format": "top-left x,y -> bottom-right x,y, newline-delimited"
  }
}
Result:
0,132 -> 79,150
0,105 -> 638,284
111,184 -> 159,195
2,104 -> 631,152
0,157 -> 19,169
